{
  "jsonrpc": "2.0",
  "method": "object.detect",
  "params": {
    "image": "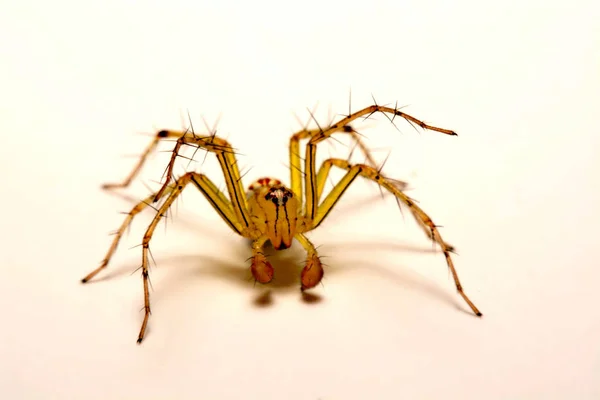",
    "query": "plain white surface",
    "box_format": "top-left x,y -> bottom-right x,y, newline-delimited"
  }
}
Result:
1,0 -> 599,399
